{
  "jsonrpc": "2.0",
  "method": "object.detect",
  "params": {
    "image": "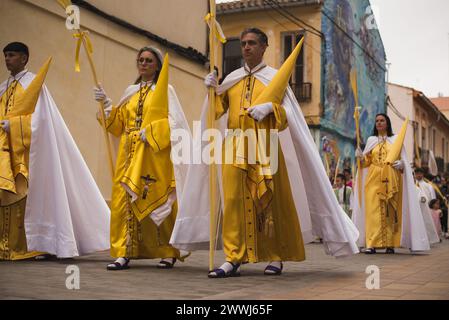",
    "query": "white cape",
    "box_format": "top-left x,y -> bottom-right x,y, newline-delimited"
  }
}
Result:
352,136 -> 430,251
428,150 -> 438,176
0,72 -> 110,258
170,66 -> 360,258
117,83 -> 191,224
416,186 -> 440,244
